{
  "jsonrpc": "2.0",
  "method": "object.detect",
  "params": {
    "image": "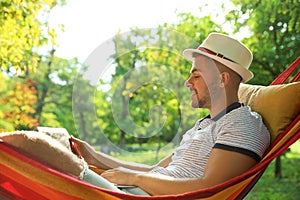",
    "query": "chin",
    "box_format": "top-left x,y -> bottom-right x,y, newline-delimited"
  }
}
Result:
191,102 -> 201,108
191,100 -> 209,109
